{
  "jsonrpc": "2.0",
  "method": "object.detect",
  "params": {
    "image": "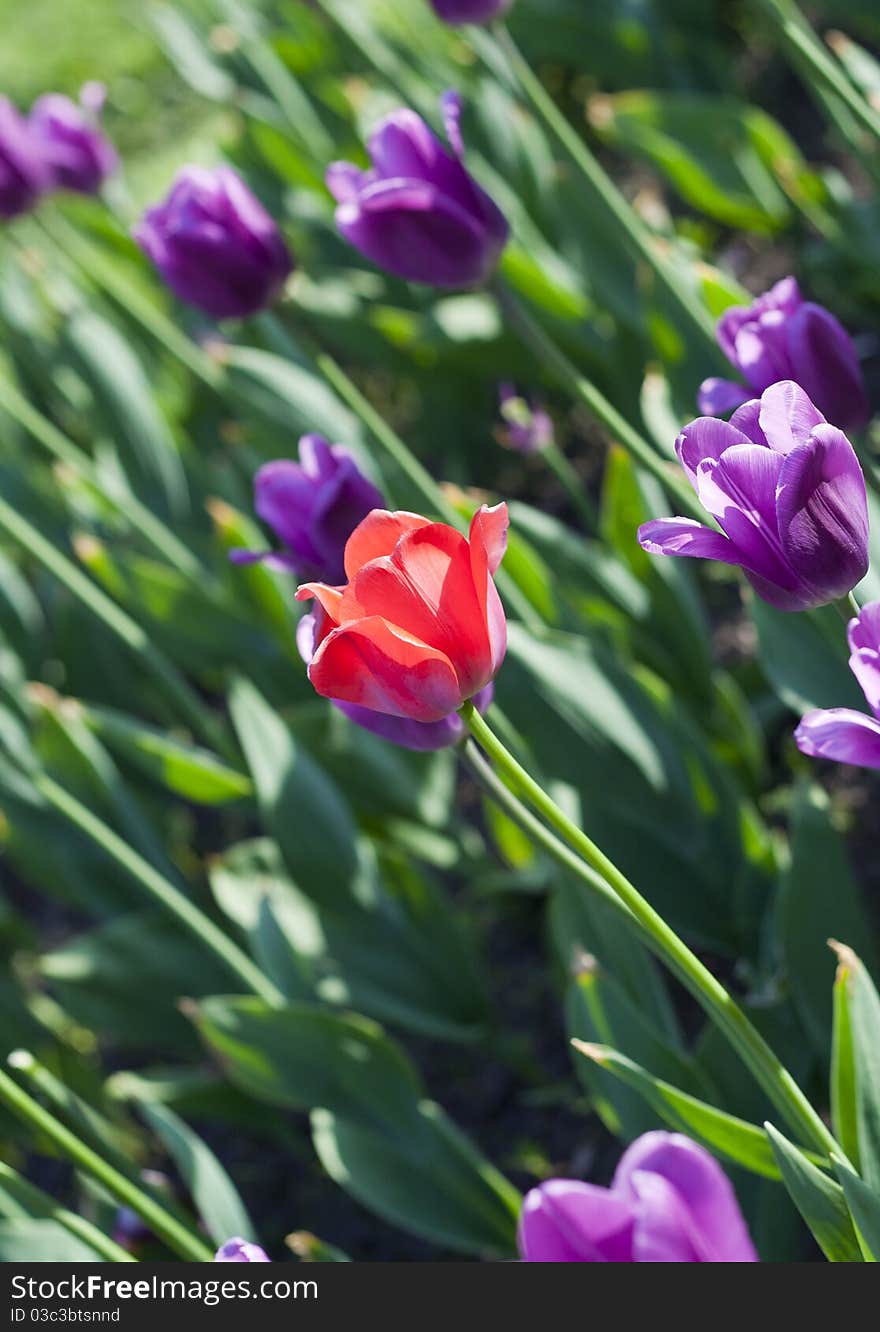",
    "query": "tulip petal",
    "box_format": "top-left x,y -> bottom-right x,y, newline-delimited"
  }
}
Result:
614,1132 -> 757,1263
695,444 -> 794,590
627,1170 -> 702,1261
351,523 -> 494,697
696,377 -> 750,417
343,510 -> 431,581
776,424 -> 868,605
307,616 -> 462,722
518,1181 -> 635,1263
787,301 -> 869,432
675,417 -> 755,491
637,517 -> 741,564
757,380 -> 826,455
848,603 -> 880,717
728,398 -> 767,446
295,582 -> 345,626
468,503 -> 508,678
795,708 -> 880,768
